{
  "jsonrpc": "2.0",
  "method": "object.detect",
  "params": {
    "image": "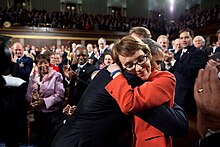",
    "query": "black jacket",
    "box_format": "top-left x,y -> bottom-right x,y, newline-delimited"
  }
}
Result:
173,45 -> 207,116
68,62 -> 97,105
52,69 -> 133,147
